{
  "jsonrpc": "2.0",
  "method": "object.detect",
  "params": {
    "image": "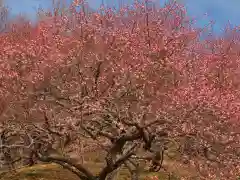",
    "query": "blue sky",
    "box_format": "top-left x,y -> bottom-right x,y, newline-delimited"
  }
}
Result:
3,0 -> 240,35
